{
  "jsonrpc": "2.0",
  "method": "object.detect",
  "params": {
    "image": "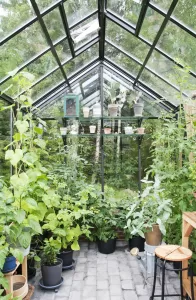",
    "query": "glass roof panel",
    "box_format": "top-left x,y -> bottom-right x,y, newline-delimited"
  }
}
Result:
150,0 -> 172,12
107,0 -> 142,26
0,1 -> 35,41
106,19 -> 150,63
64,43 -> 98,77
172,0 -> 196,31
55,39 -> 72,63
36,0 -> 59,11
157,21 -> 196,73
0,51 -> 58,97
105,43 -> 141,77
31,69 -> 64,102
64,0 -> 97,27
71,15 -> 99,50
0,21 -> 48,81
140,69 -> 180,105
140,7 -> 164,43
42,8 -> 65,43
146,50 -> 196,97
